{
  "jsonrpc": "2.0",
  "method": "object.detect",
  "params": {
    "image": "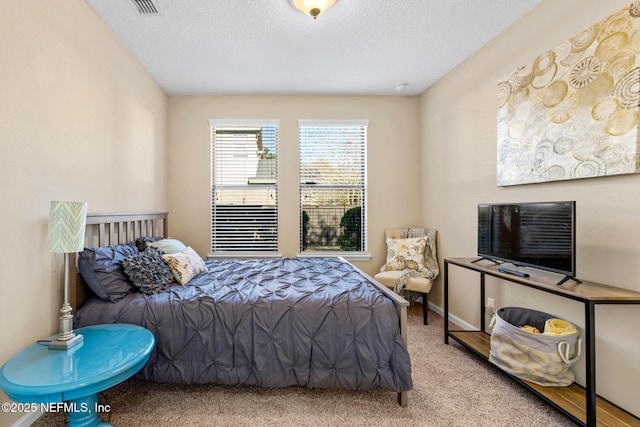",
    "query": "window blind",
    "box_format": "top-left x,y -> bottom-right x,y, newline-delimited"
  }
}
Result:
210,120 -> 279,253
299,120 -> 368,253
